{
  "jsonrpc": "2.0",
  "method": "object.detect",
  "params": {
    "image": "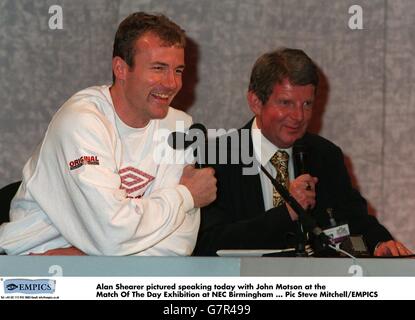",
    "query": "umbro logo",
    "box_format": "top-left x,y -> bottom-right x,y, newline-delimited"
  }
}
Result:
119,167 -> 154,198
